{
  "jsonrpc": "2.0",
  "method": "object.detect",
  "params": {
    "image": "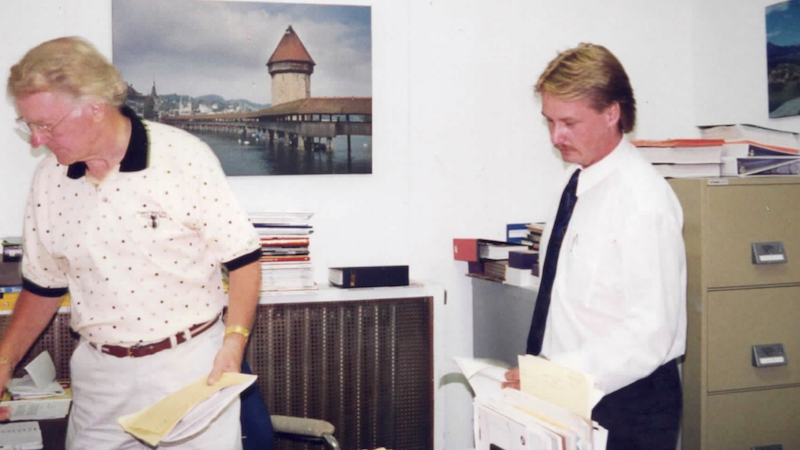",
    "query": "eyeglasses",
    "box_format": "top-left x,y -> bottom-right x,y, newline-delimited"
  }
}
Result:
16,108 -> 74,137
